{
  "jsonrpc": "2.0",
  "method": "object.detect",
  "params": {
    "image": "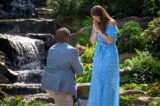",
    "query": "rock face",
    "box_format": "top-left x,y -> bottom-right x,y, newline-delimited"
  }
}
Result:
0,19 -> 57,34
0,0 -> 46,19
